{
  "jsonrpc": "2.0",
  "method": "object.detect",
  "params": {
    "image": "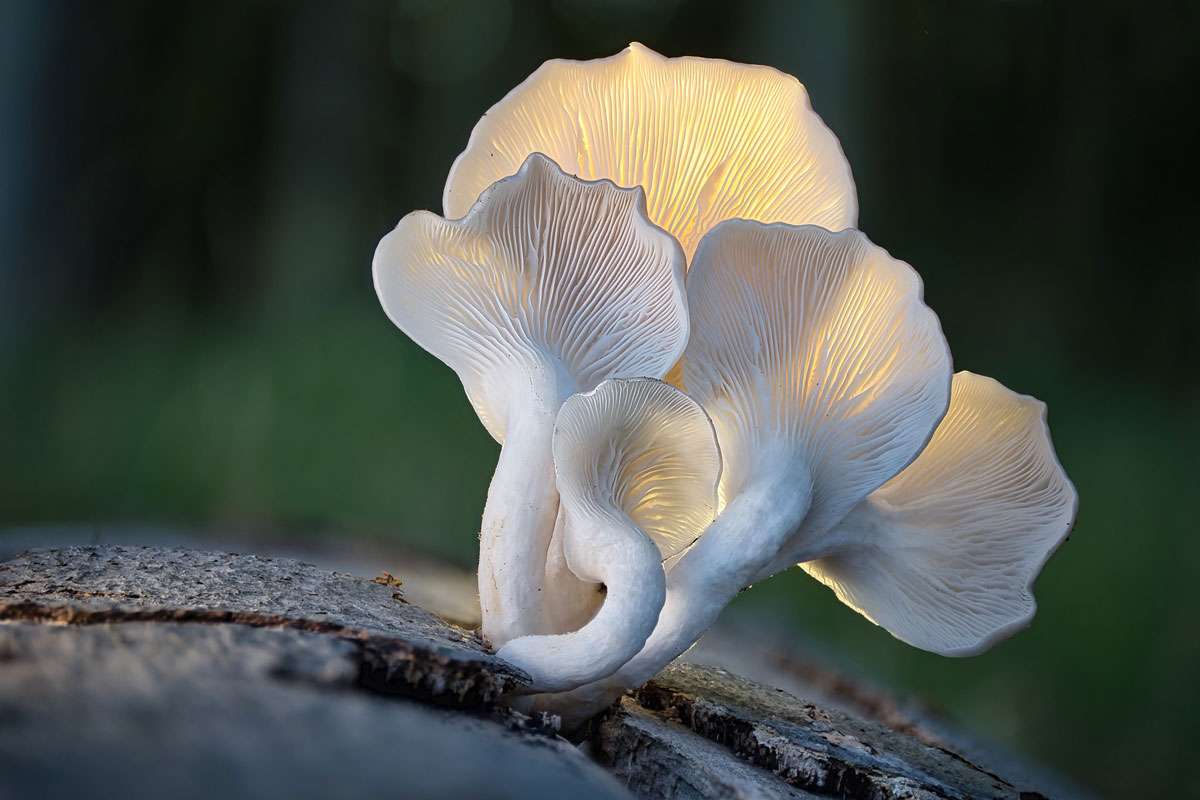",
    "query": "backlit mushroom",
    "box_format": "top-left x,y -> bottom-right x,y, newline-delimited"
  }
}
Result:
443,43 -> 857,261
443,43 -> 862,611
373,43 -> 1077,725
531,219 -> 953,720
373,153 -> 688,646
798,371 -> 1078,656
